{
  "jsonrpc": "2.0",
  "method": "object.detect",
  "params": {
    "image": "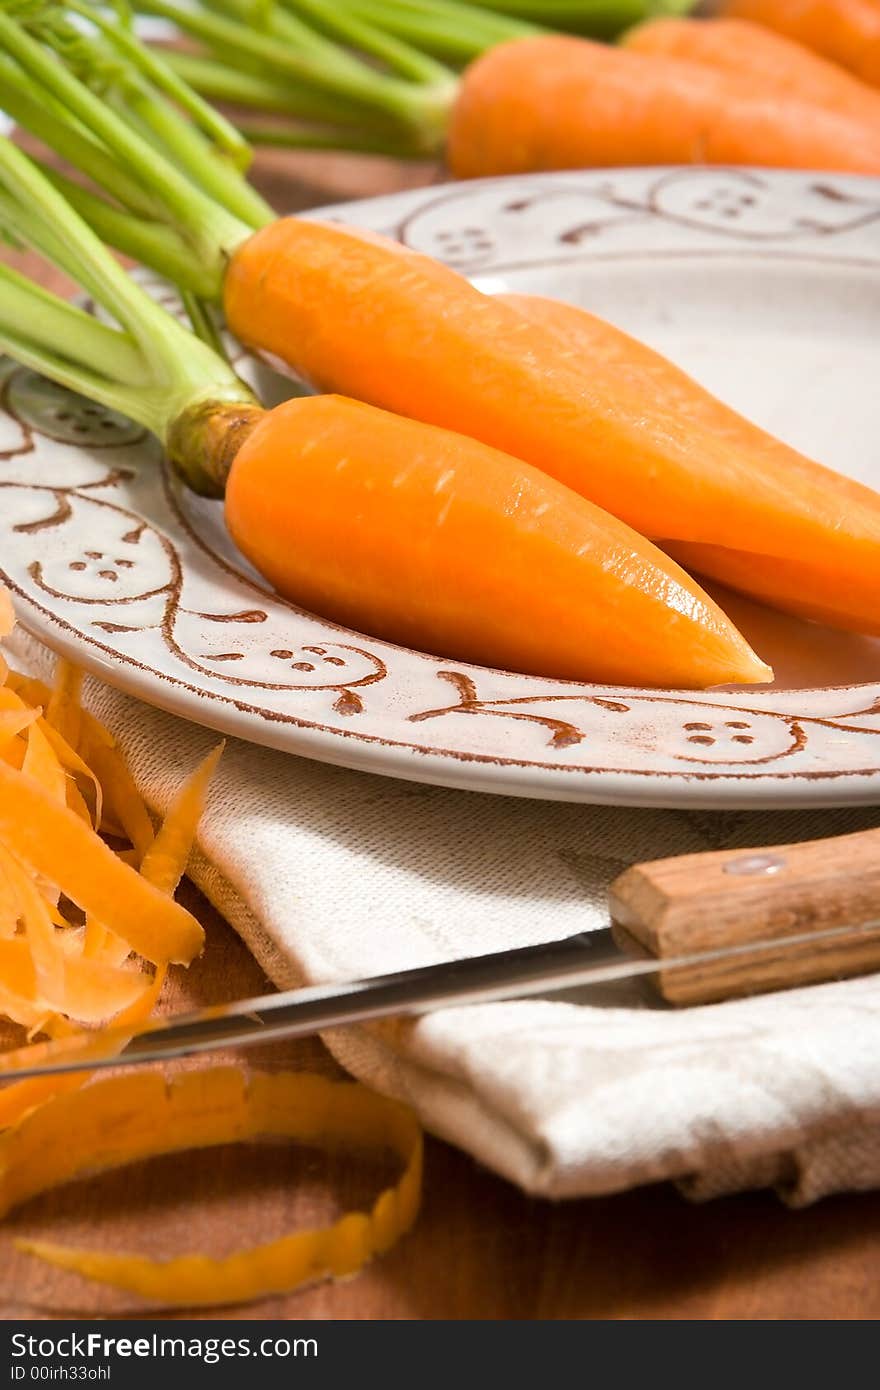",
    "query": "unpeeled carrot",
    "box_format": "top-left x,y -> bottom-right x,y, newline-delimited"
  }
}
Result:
445,34 -> 880,177
623,16 -> 880,121
224,393 -> 769,688
500,293 -> 880,633
224,218 -> 880,639
721,0 -> 880,90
